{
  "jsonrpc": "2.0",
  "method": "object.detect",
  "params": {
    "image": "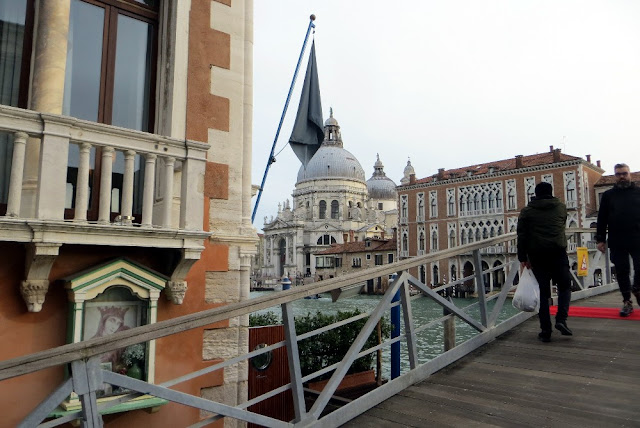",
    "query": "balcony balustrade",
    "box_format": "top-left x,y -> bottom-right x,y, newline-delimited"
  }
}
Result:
0,105 -> 210,310
0,105 -> 208,241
